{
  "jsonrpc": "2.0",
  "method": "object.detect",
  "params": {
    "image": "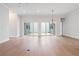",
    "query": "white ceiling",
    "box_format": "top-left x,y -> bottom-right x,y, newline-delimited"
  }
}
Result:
4,3 -> 79,16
